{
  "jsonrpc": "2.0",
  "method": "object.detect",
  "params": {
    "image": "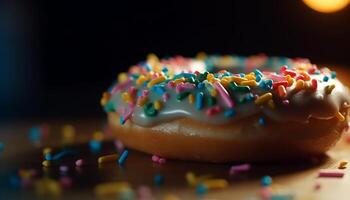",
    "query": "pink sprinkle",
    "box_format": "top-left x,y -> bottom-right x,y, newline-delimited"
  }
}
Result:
158,158 -> 167,164
205,106 -> 222,116
162,93 -> 170,102
314,182 -> 321,191
318,170 -> 344,178
114,140 -> 125,152
259,187 -> 271,200
229,163 -> 251,175
59,165 -> 69,173
142,90 -> 149,96
152,155 -> 160,162
213,82 -> 234,108
60,176 -> 72,188
167,81 -> 175,89
75,159 -> 84,167
137,185 -> 153,200
282,100 -> 290,106
175,82 -> 196,93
